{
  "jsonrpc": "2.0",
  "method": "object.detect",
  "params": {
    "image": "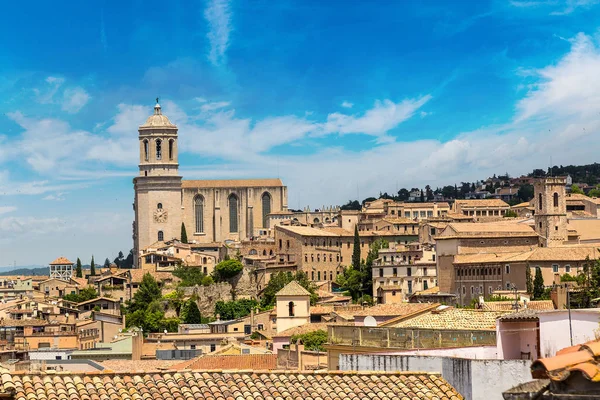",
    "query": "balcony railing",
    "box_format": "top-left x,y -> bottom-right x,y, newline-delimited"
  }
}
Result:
328,326 -> 496,349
